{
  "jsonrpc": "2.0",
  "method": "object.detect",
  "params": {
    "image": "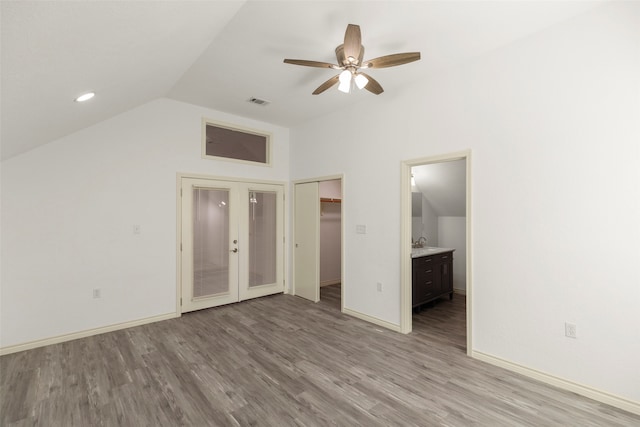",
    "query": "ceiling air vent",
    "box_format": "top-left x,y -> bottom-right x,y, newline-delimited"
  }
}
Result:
247,97 -> 270,106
